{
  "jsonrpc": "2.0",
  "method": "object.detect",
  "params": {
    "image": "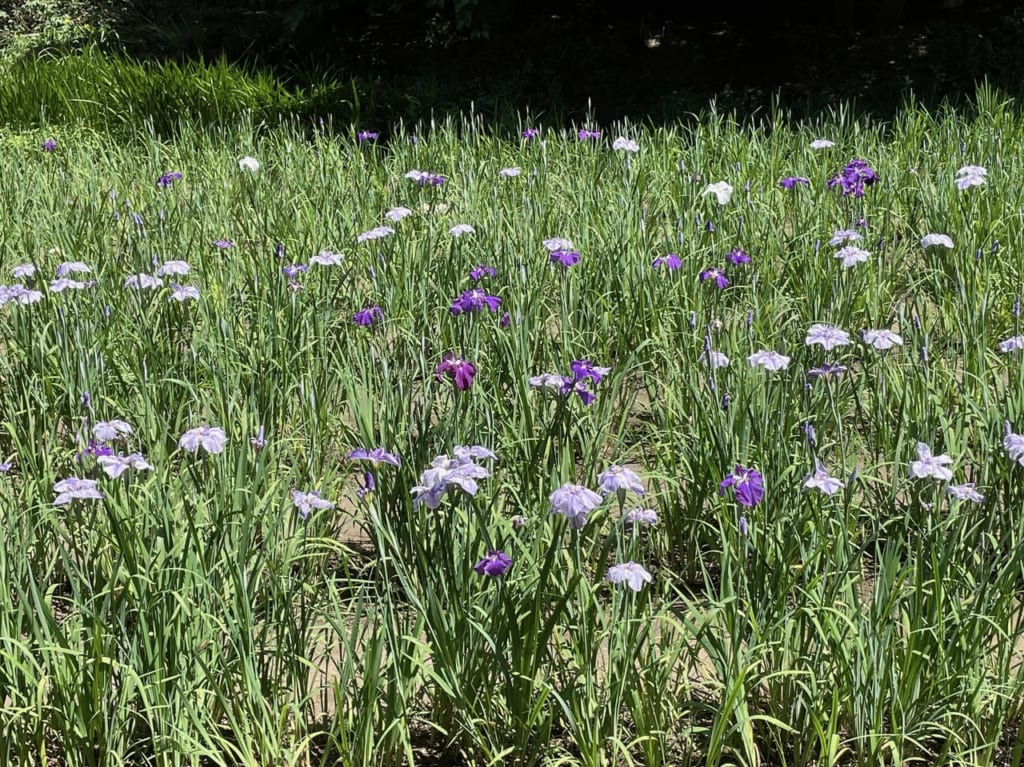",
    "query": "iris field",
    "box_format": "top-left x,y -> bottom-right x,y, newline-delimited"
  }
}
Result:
2,78 -> 1024,767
